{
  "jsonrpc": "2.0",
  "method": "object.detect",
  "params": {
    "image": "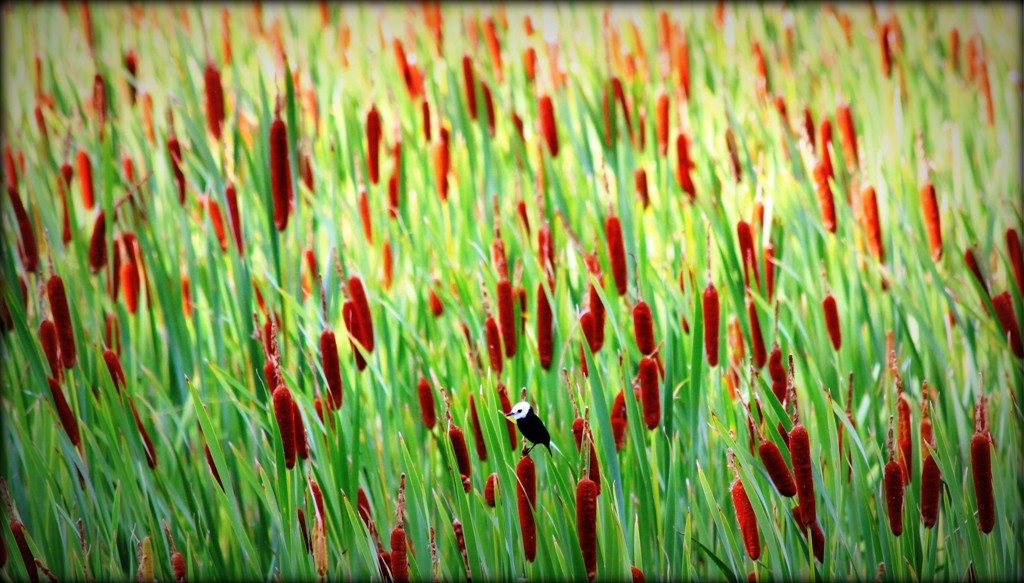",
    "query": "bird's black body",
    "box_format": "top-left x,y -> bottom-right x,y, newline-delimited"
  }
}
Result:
517,410 -> 551,455
504,400 -> 551,455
